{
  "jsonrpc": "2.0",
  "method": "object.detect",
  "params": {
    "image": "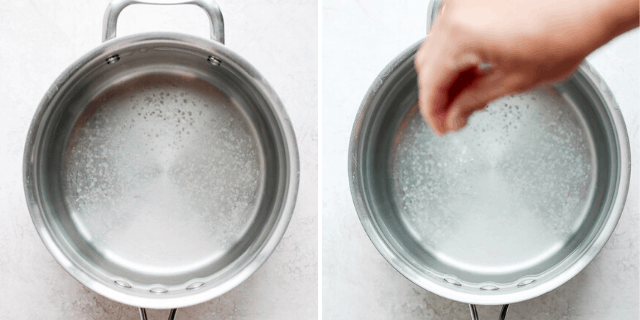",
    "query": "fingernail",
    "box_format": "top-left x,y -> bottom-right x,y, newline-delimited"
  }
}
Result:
445,109 -> 465,132
450,116 -> 467,131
